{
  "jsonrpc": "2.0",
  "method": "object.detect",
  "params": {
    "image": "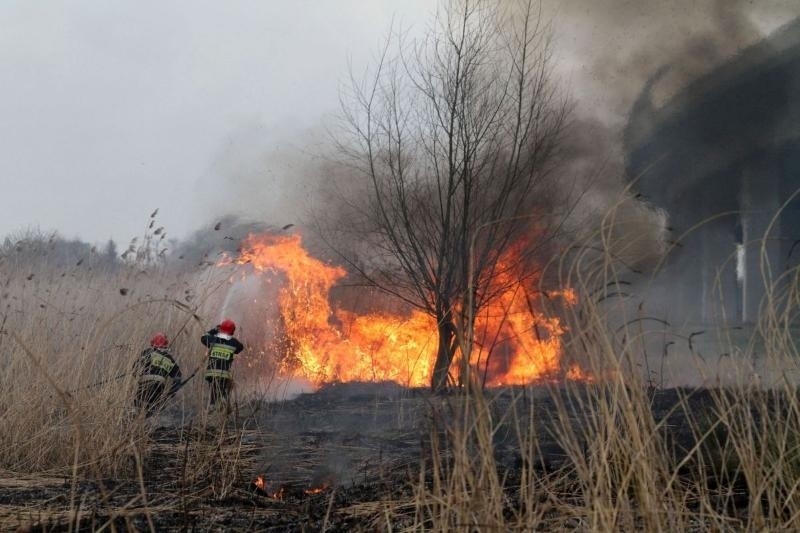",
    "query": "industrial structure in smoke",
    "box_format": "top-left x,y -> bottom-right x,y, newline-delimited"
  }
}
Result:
626,17 -> 800,327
